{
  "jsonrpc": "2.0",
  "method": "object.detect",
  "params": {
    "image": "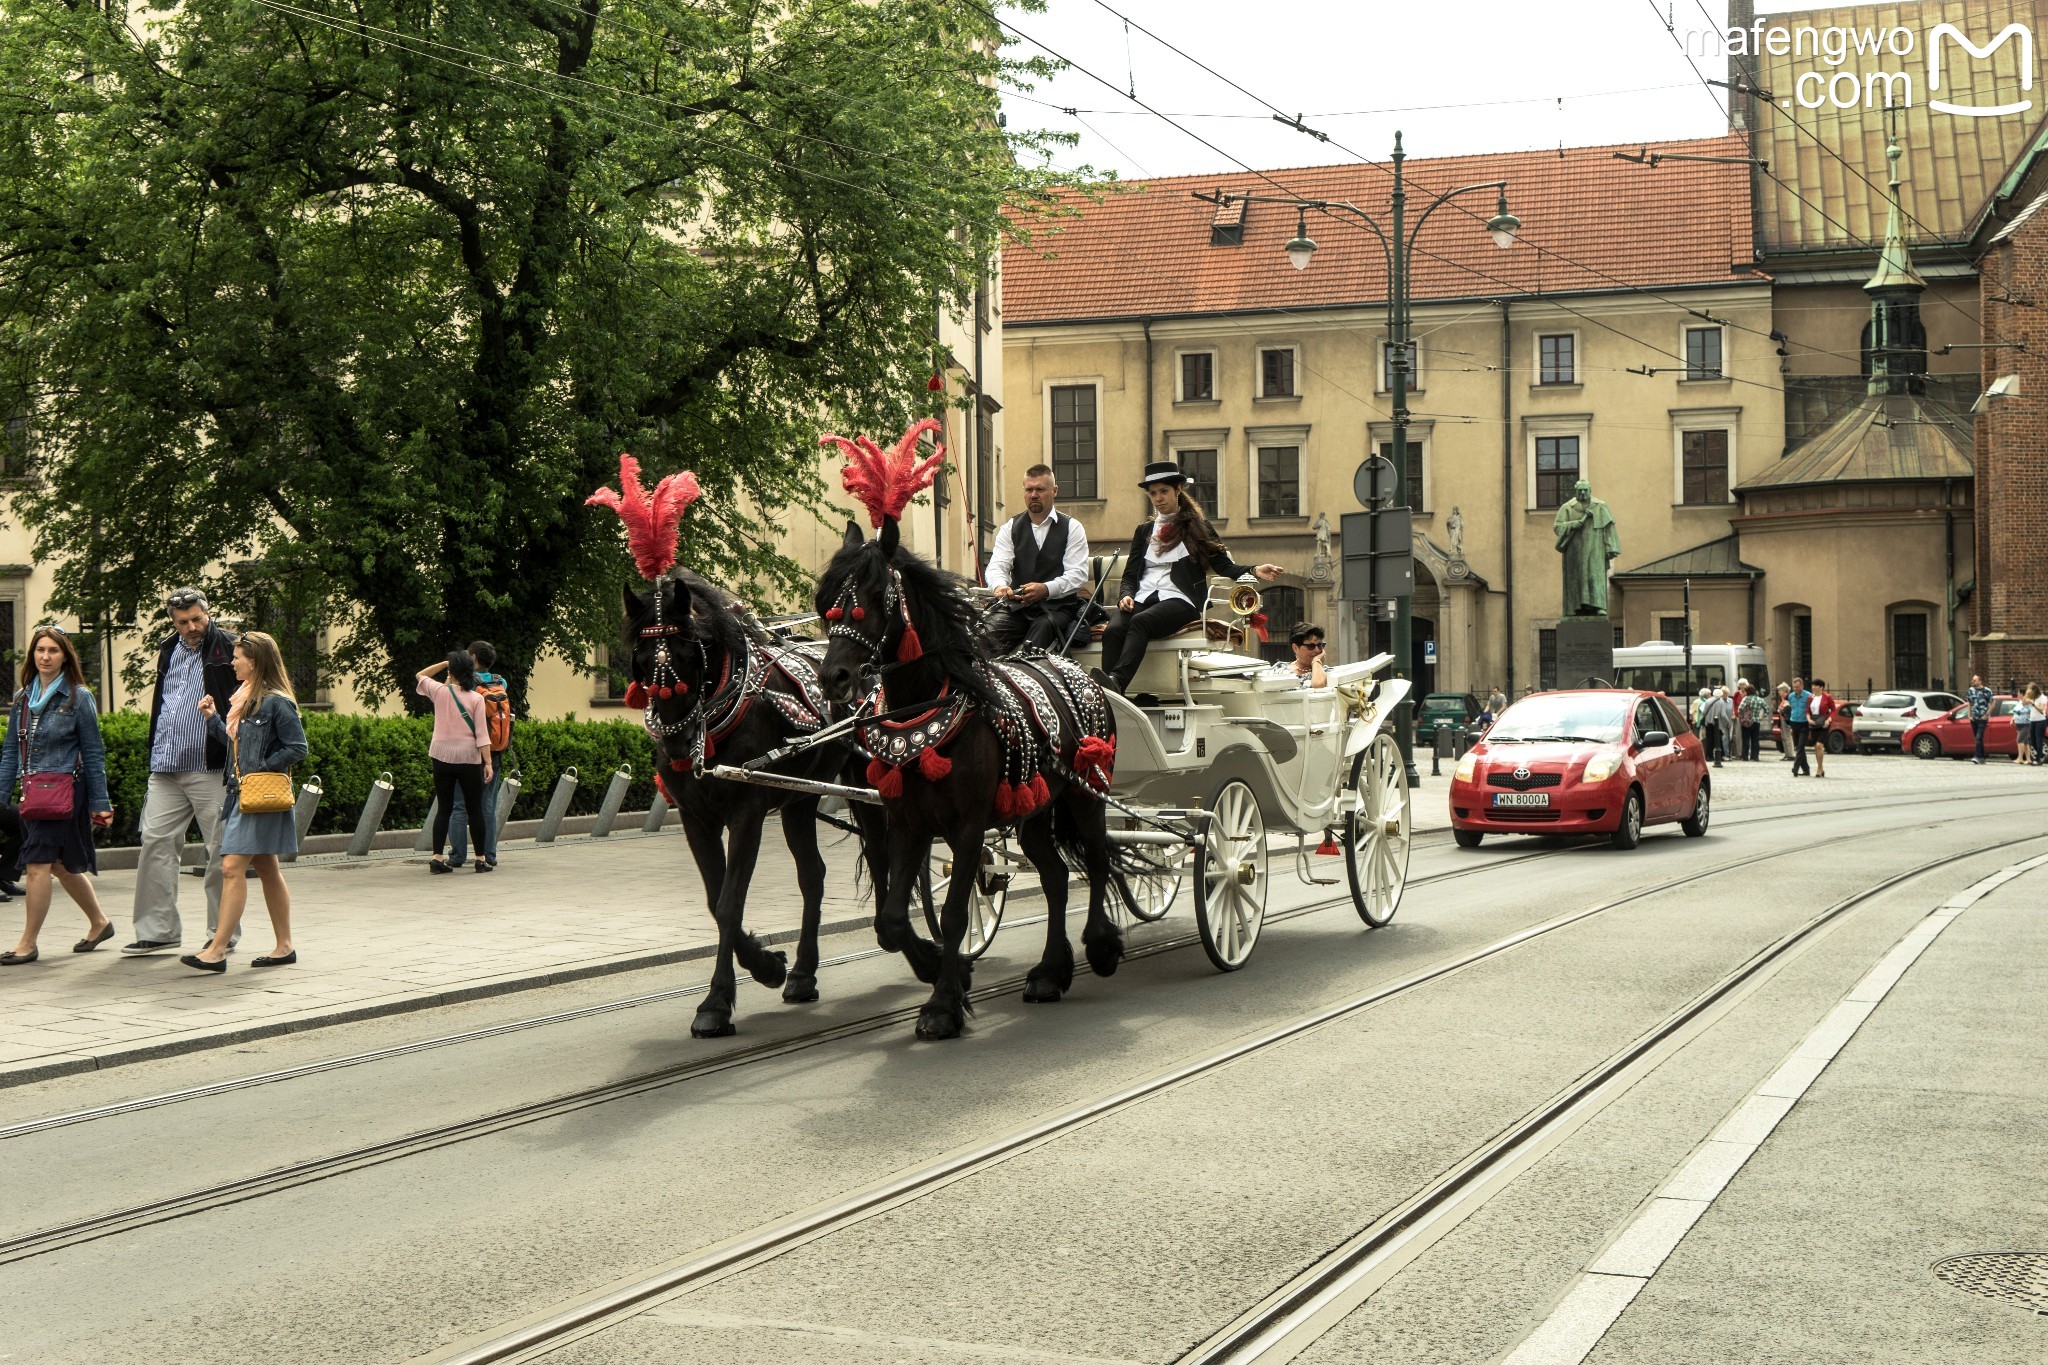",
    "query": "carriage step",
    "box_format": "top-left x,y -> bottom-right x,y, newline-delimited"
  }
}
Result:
1306,876 -> 1340,886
